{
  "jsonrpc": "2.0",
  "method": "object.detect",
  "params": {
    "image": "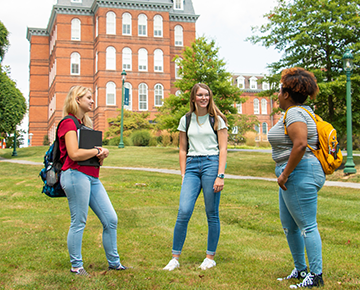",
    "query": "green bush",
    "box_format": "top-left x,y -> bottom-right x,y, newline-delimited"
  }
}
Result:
131,130 -> 151,146
109,136 -> 120,146
149,137 -> 158,147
